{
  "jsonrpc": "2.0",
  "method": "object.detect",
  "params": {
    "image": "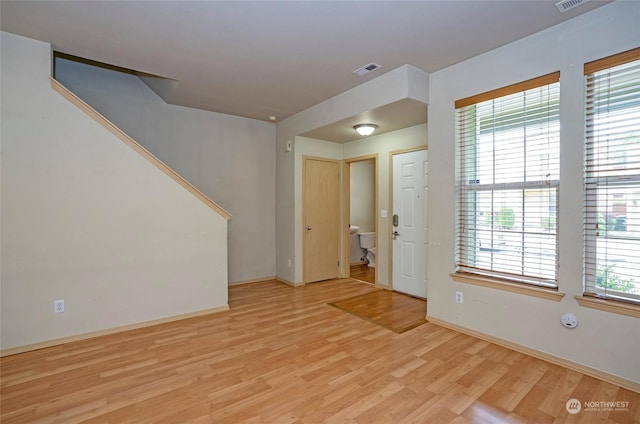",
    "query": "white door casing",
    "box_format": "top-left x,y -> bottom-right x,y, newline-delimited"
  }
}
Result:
392,150 -> 428,298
